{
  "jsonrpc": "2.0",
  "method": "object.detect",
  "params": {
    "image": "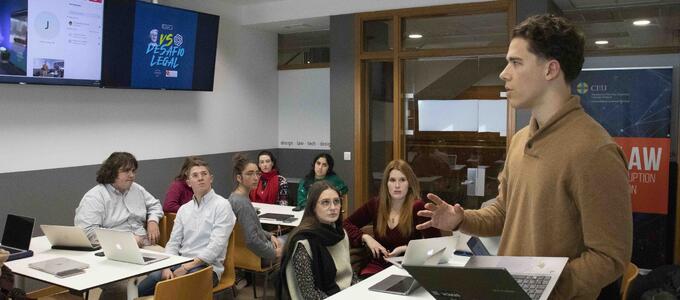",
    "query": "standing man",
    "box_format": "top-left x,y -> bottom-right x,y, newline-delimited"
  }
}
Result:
417,14 -> 632,299
138,157 -> 235,296
75,152 -> 163,248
